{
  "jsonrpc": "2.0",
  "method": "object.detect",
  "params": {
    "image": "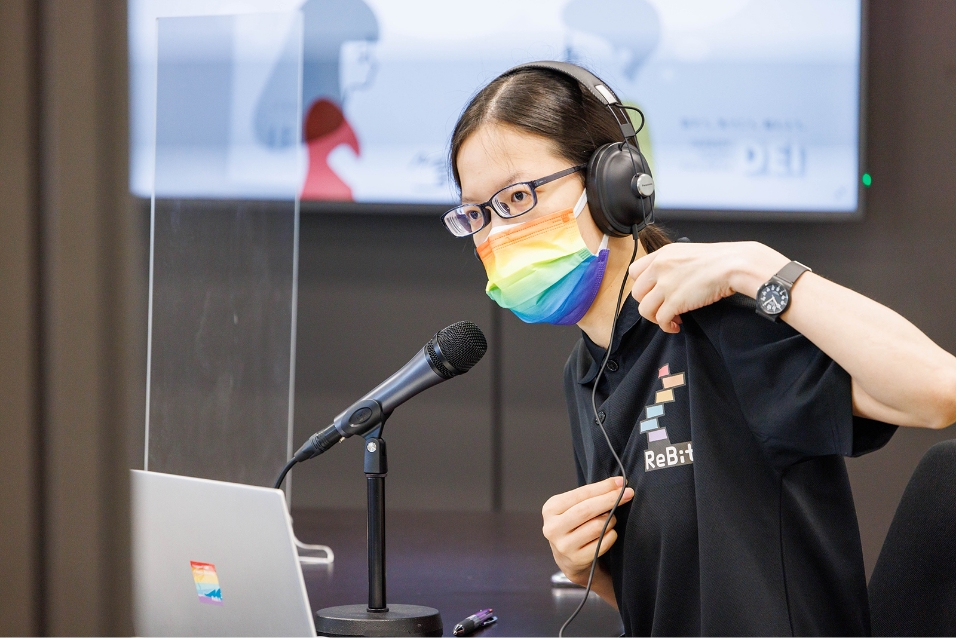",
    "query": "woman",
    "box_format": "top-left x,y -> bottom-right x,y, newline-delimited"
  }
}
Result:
442,64 -> 956,635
